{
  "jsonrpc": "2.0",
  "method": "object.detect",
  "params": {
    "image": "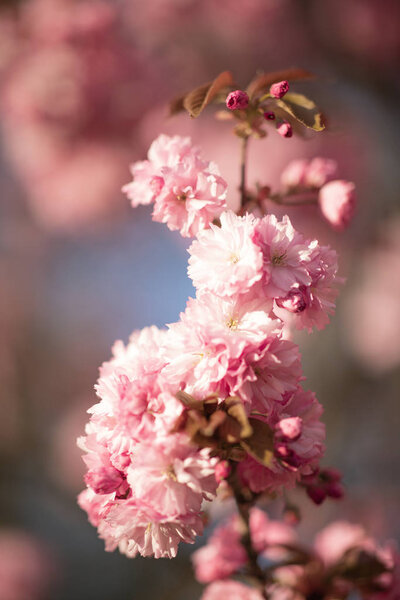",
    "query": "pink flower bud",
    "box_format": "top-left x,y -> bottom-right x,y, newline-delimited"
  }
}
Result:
270,80 -> 289,99
215,460 -> 231,483
226,90 -> 249,110
326,482 -> 345,499
276,416 -> 303,441
276,287 -> 308,313
276,120 -> 293,138
319,180 -> 356,230
306,485 -> 327,505
264,111 -> 275,120
85,466 -> 124,495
